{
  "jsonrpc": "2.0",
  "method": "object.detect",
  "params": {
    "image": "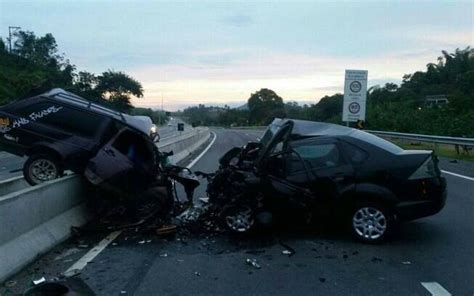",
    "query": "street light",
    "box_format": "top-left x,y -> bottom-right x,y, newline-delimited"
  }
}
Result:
8,26 -> 21,53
